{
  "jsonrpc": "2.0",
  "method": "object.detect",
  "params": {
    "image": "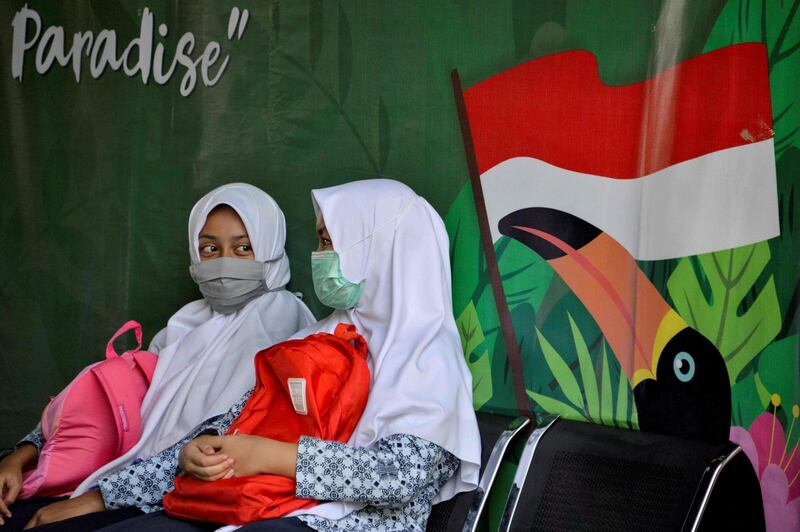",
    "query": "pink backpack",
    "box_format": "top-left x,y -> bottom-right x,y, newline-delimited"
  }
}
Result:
21,321 -> 158,498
